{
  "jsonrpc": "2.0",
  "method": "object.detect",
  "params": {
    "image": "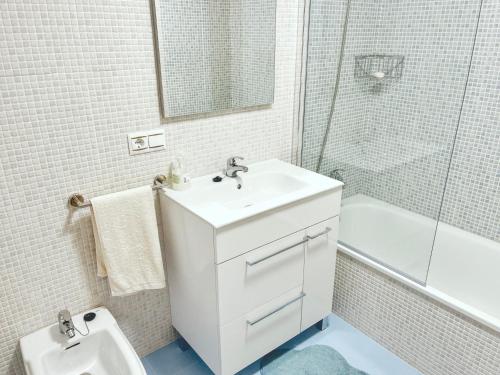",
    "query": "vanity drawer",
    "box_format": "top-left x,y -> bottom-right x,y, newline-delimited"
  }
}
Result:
219,287 -> 303,375
217,230 -> 306,325
215,189 -> 341,263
